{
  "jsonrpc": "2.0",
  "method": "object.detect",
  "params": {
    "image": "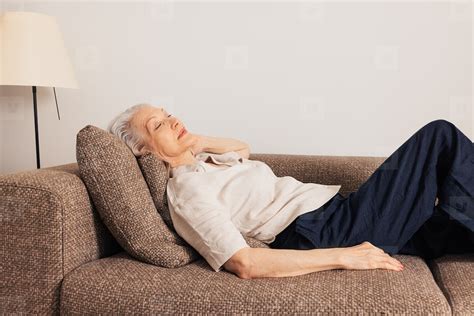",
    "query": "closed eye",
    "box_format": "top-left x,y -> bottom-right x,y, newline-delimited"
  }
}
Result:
155,114 -> 172,130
